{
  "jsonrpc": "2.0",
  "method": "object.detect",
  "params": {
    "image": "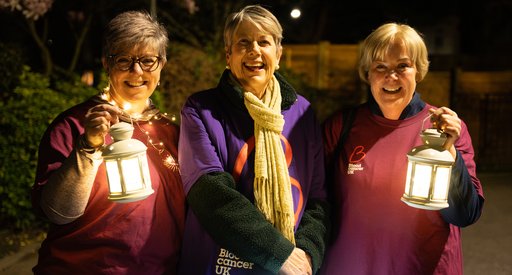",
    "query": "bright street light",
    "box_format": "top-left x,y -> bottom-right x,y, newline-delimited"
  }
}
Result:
290,8 -> 301,19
